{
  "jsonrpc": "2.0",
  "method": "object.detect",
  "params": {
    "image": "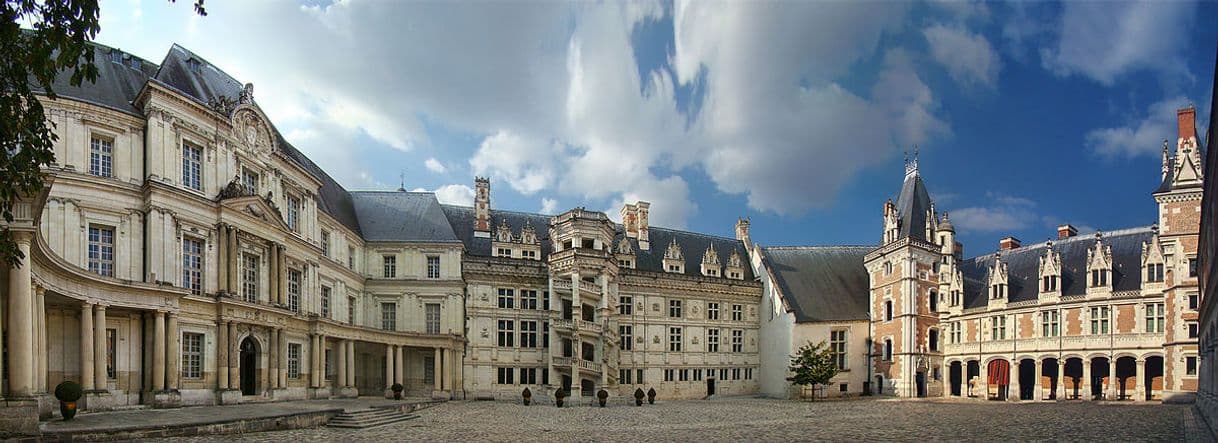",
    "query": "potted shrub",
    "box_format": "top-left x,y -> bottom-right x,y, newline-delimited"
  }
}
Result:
634,388 -> 645,406
54,381 -> 83,421
647,387 -> 657,405
555,388 -> 567,408
391,383 -> 404,400
522,387 -> 532,406
597,389 -> 609,407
